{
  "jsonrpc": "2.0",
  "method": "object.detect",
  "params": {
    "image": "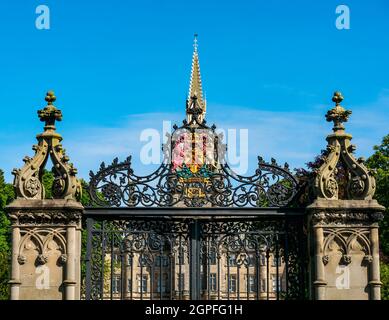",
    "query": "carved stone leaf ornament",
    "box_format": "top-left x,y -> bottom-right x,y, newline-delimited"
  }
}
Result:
12,91 -> 82,201
313,92 -> 376,200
